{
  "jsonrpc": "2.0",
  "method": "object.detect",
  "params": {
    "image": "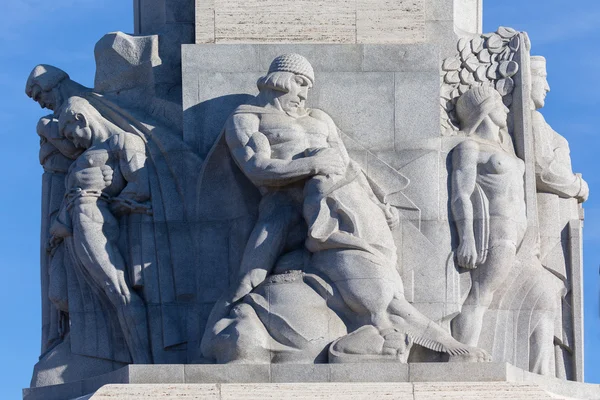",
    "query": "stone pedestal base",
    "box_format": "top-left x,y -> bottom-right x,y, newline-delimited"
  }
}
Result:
85,382 -> 569,399
23,363 -> 600,400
